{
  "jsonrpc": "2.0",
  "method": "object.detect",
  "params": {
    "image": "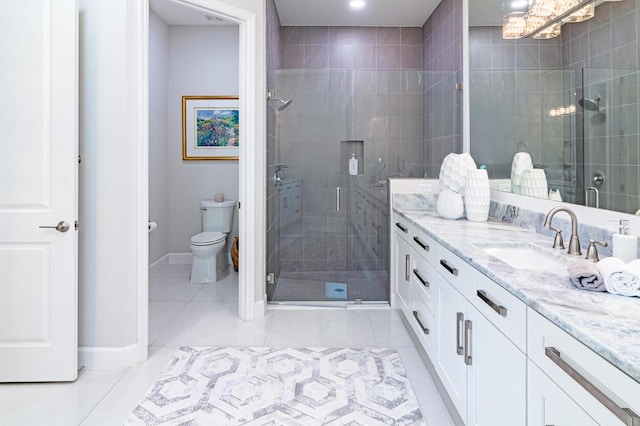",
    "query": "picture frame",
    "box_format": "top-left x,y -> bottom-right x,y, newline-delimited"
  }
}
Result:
182,95 -> 239,160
